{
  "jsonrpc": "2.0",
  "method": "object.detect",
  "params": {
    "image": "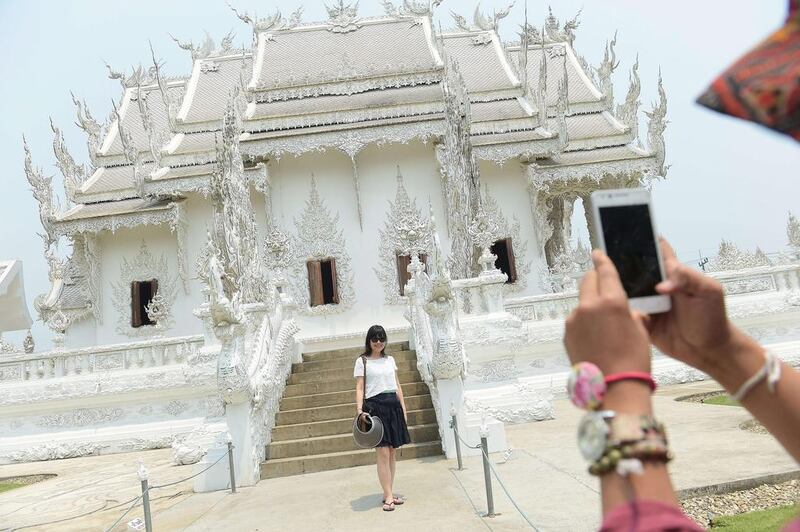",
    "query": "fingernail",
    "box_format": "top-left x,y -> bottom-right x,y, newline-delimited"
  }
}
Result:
657,280 -> 675,292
